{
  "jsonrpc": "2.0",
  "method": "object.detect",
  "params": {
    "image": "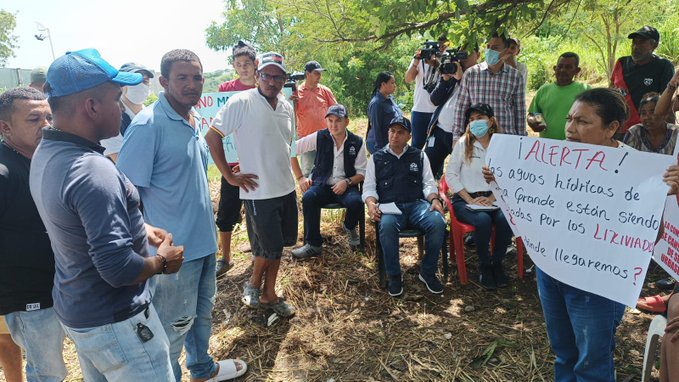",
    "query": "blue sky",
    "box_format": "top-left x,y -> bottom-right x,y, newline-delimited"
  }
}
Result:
3,0 -> 232,72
